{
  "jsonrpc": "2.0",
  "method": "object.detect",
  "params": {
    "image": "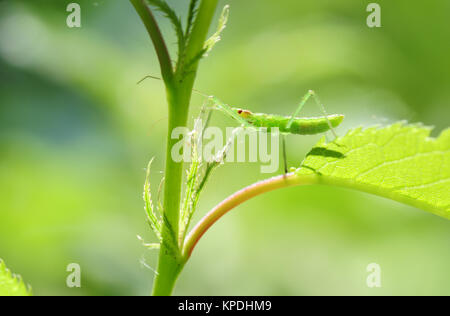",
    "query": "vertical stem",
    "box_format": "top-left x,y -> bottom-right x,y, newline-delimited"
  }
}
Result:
151,88 -> 189,296
151,1 -> 219,296
130,0 -> 218,295
129,0 -> 174,85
